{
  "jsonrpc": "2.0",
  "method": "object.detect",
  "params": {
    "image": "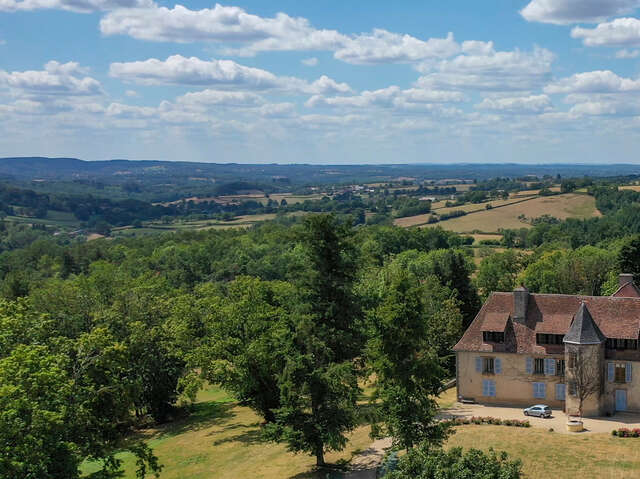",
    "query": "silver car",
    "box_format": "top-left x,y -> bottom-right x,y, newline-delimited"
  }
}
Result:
523,404 -> 552,418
